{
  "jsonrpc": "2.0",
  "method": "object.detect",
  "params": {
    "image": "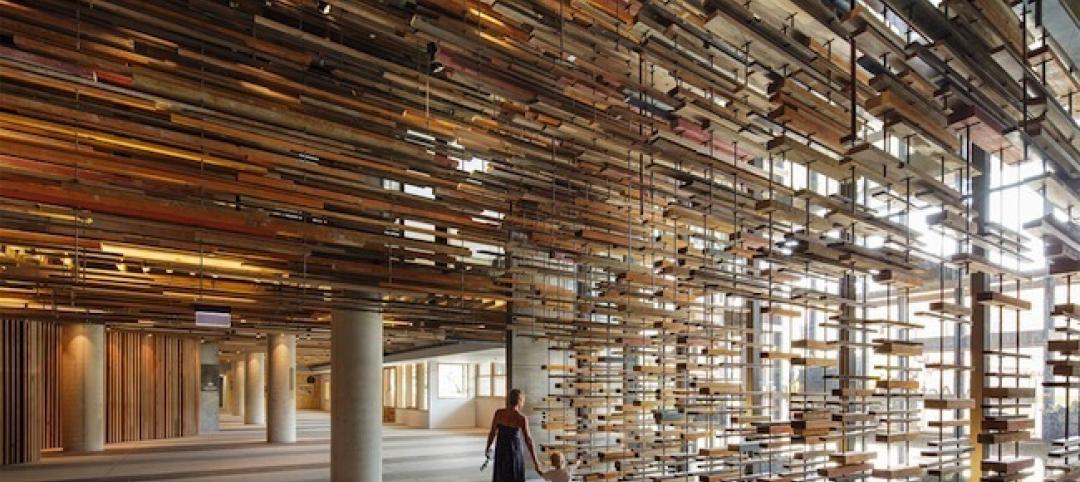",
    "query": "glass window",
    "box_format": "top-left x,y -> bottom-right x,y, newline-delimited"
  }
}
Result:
476,362 -> 507,397
383,367 -> 396,407
418,362 -> 429,409
437,363 -> 468,399
404,183 -> 434,199
493,363 -> 506,396
477,363 -> 492,396
381,179 -> 401,191
403,365 -> 414,409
